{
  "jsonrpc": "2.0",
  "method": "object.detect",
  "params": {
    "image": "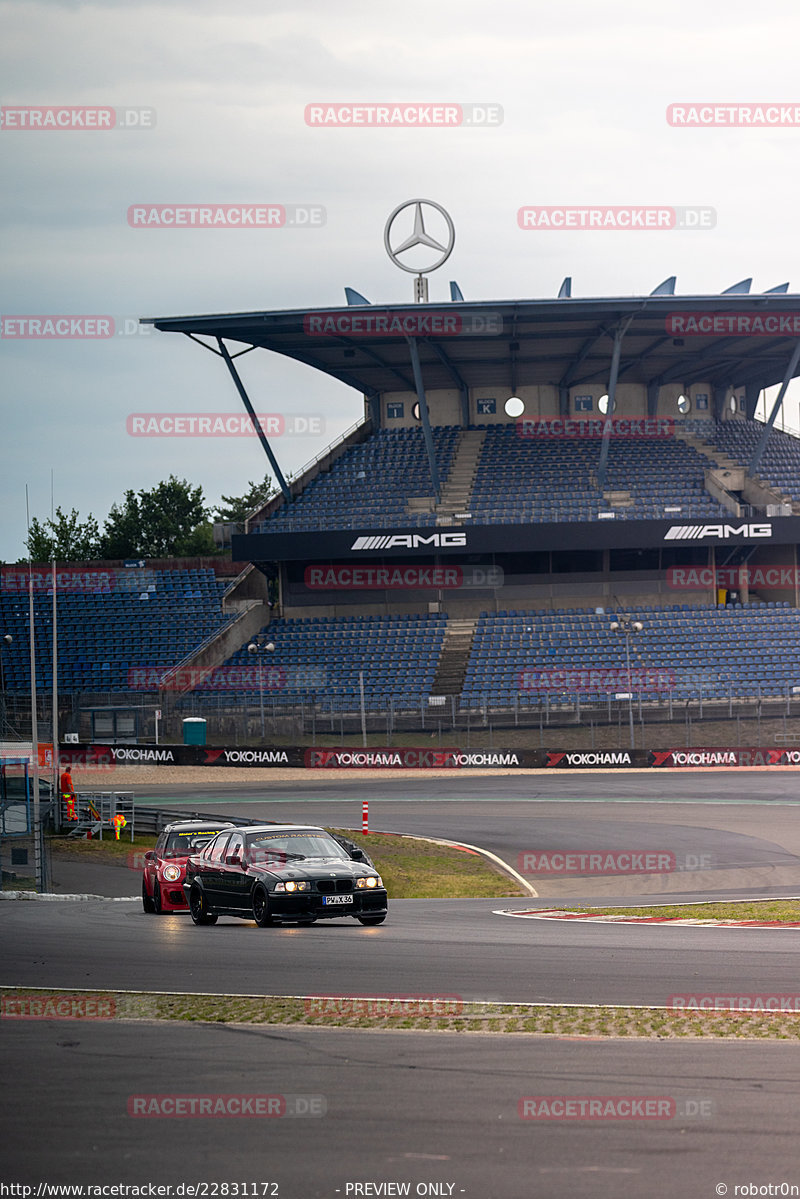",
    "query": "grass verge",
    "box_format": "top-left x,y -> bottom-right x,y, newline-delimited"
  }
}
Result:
572,900 -> 800,923
328,829 -> 523,898
4,987 -> 800,1039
